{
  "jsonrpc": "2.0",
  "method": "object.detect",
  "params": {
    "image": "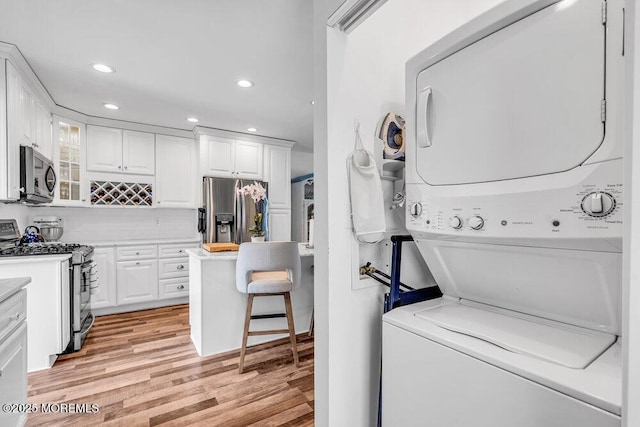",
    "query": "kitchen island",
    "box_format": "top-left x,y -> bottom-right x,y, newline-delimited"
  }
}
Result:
187,243 -> 314,357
